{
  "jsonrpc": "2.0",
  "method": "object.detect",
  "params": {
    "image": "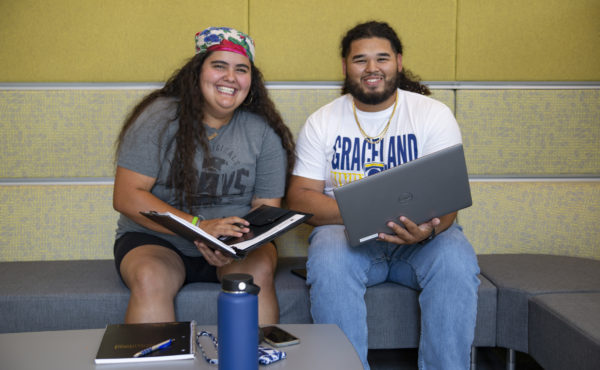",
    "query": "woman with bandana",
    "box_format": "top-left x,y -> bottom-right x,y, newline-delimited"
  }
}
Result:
112,27 -> 294,324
